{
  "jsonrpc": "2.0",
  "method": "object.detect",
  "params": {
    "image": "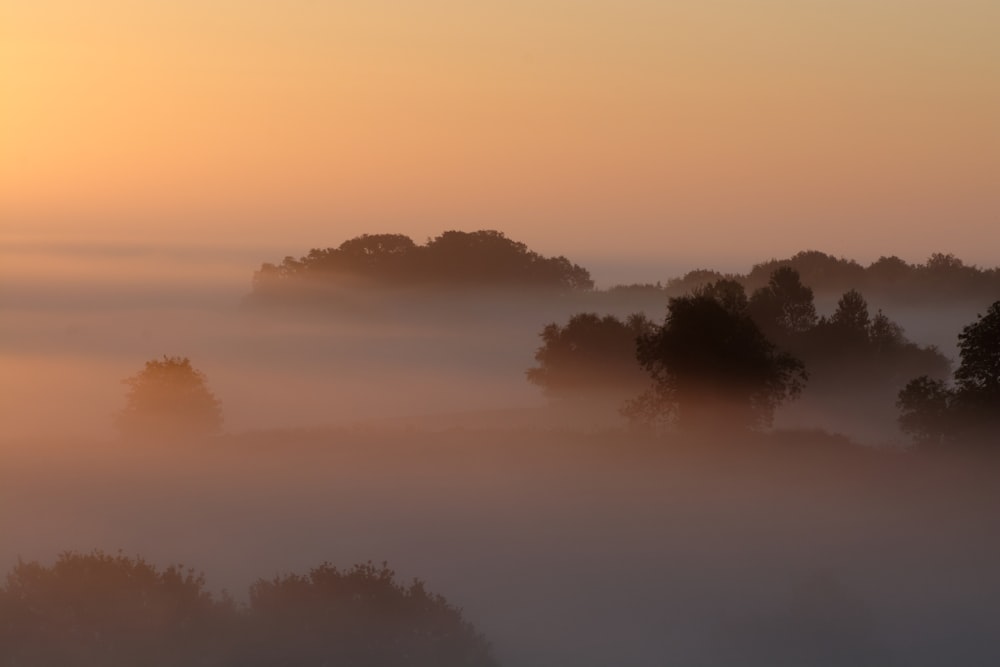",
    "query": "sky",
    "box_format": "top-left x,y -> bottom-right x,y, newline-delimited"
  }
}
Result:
2,0 -> 998,272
